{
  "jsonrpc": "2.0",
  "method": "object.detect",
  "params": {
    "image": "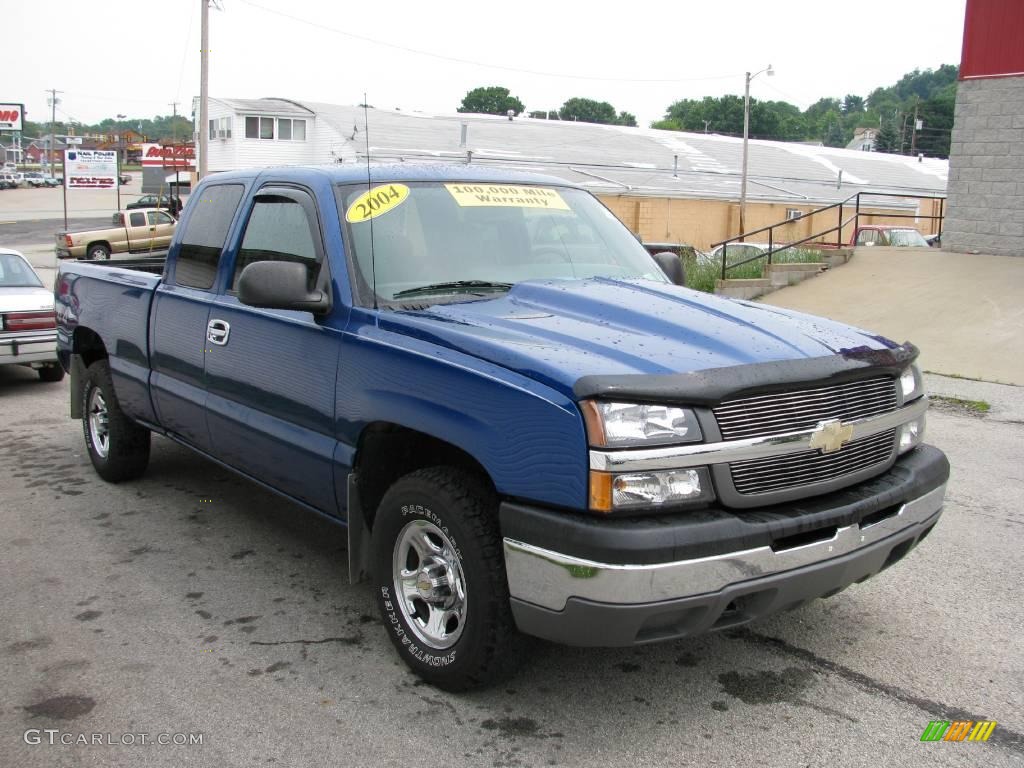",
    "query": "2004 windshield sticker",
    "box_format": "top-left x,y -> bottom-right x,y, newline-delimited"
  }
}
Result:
346,184 -> 411,223
445,184 -> 570,210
